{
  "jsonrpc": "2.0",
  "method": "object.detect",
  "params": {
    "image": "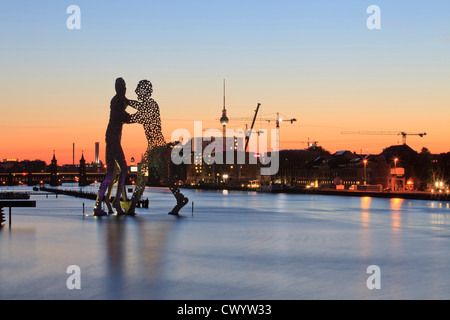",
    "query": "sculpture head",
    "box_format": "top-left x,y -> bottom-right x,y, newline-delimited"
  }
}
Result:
115,77 -> 126,96
135,80 -> 153,101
